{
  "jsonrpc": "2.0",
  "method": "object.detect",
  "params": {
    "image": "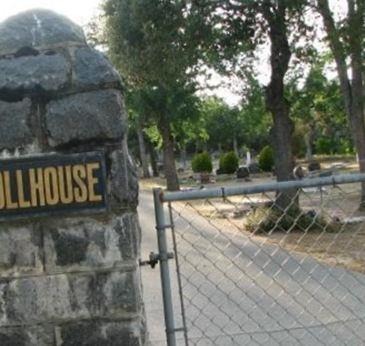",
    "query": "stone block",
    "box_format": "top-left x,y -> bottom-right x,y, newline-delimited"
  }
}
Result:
72,47 -> 121,89
43,213 -> 140,273
0,224 -> 43,277
45,90 -> 126,146
109,143 -> 139,209
0,9 -> 86,56
0,54 -> 70,93
56,320 -> 144,346
0,324 -> 54,346
0,270 -> 140,326
0,8 -> 146,344
0,99 -> 34,149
